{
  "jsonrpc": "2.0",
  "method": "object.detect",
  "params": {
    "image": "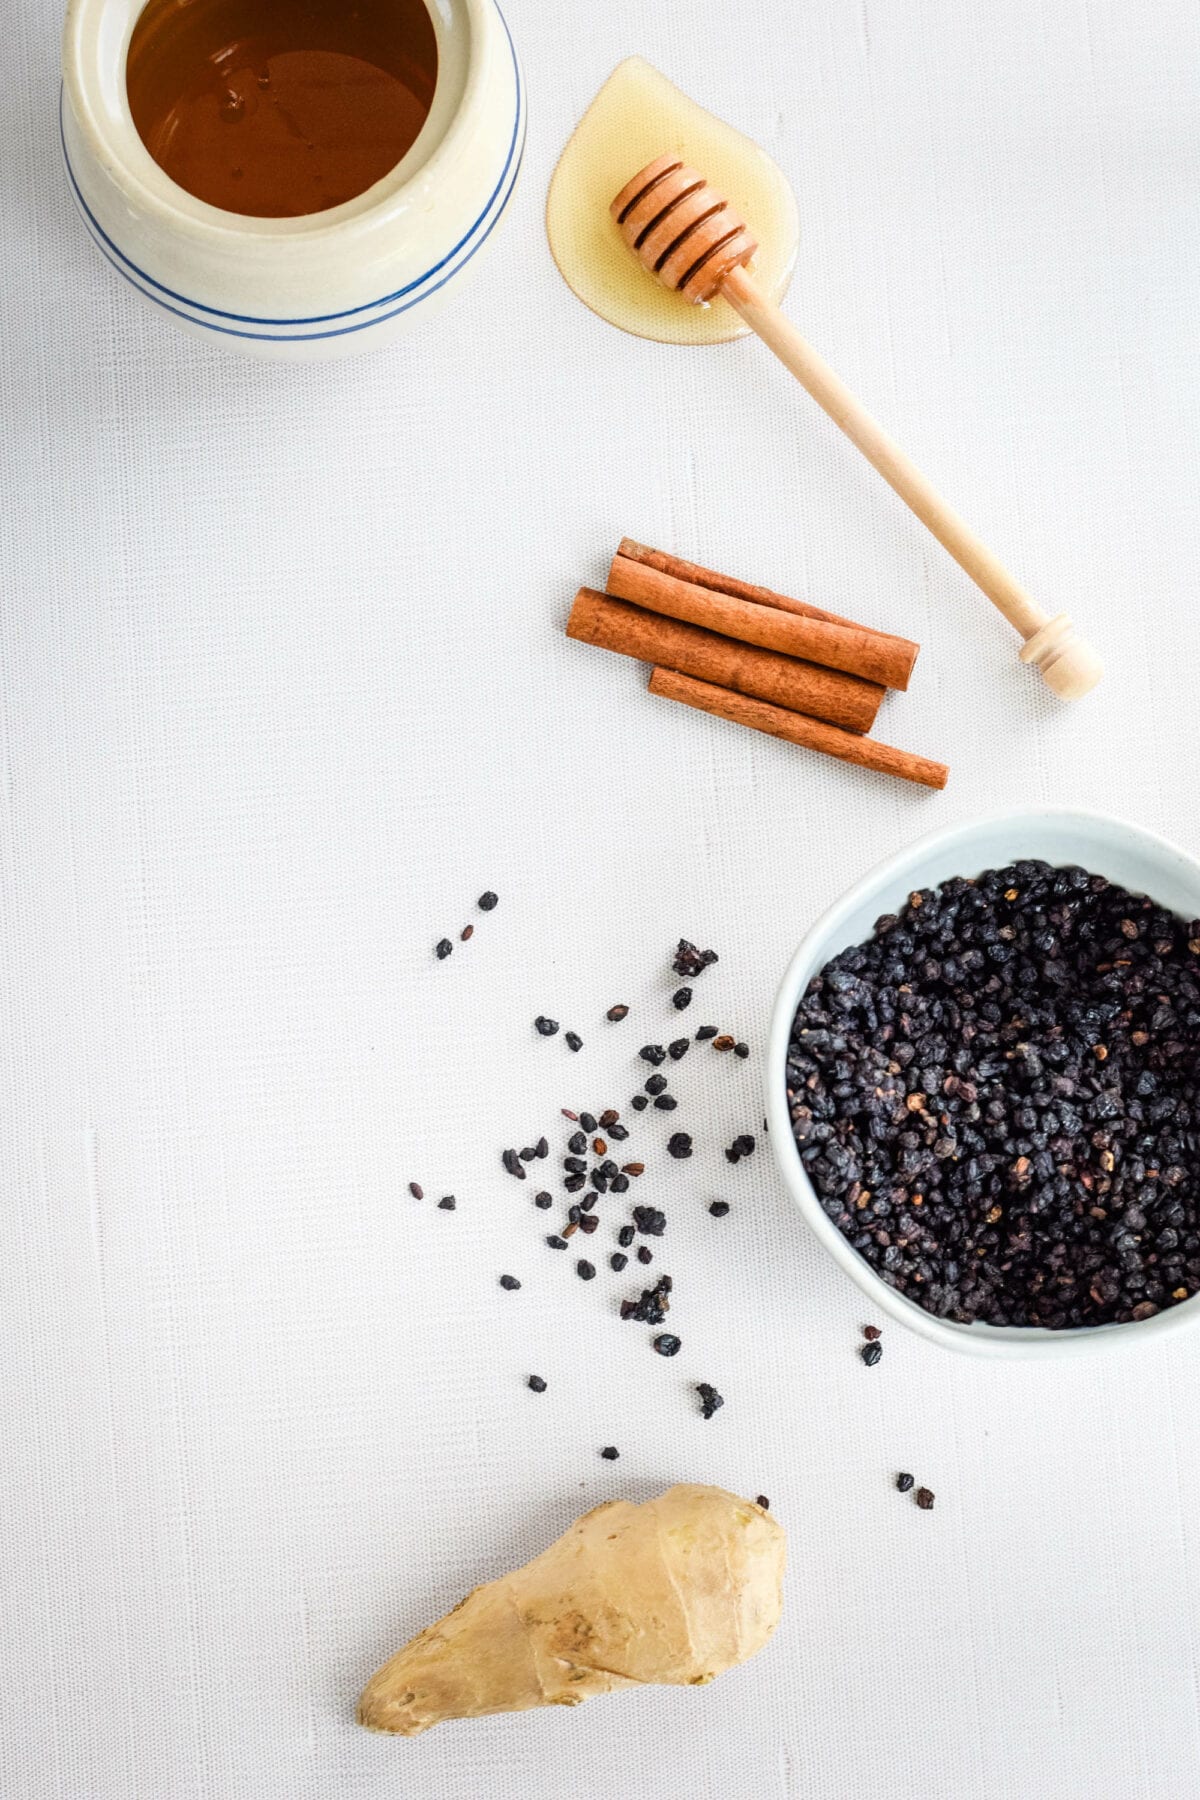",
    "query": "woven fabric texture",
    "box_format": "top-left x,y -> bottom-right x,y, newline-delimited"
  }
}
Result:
3,1 -> 1200,1795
